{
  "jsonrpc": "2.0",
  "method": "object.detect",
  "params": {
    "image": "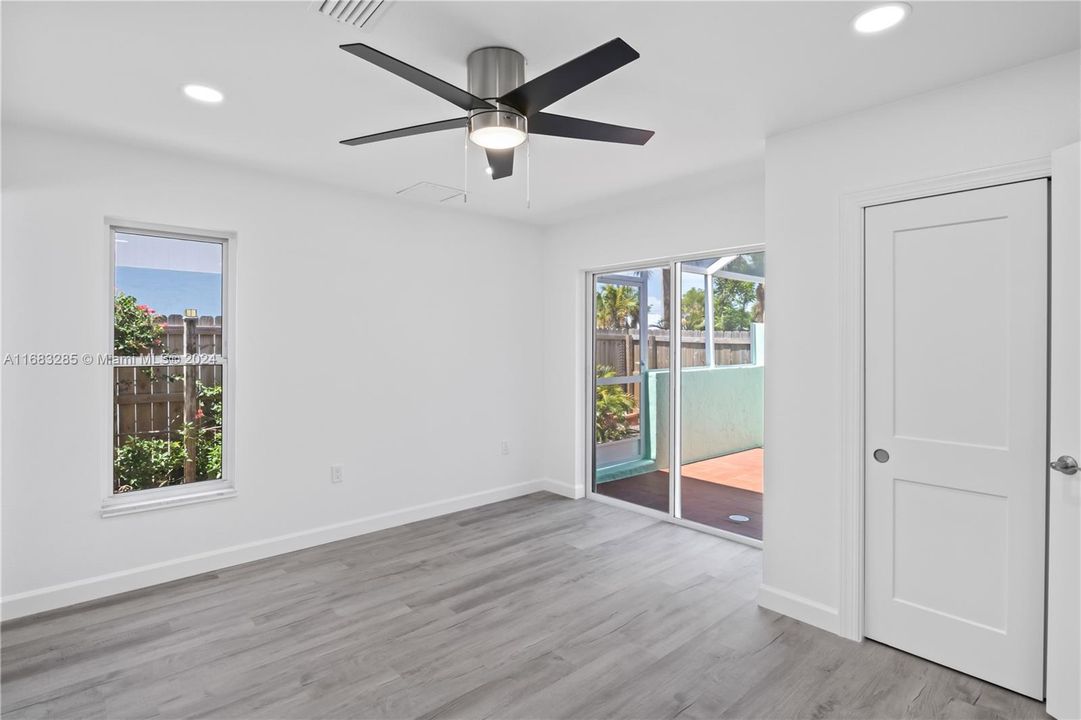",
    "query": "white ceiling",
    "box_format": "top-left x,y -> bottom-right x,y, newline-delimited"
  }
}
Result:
3,1 -> 1078,224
